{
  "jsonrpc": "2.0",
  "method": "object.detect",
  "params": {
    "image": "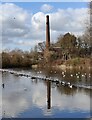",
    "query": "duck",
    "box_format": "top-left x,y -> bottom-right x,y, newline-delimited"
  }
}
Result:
56,80 -> 59,84
31,76 -> 36,79
24,88 -> 27,91
2,83 -> 4,88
